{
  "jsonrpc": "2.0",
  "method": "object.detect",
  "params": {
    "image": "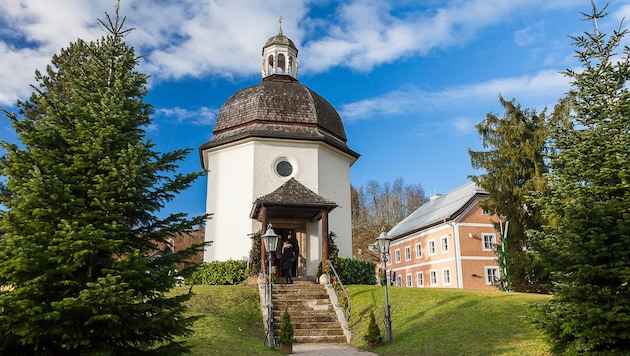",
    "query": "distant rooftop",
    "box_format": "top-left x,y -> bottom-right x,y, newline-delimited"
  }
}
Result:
387,181 -> 488,240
